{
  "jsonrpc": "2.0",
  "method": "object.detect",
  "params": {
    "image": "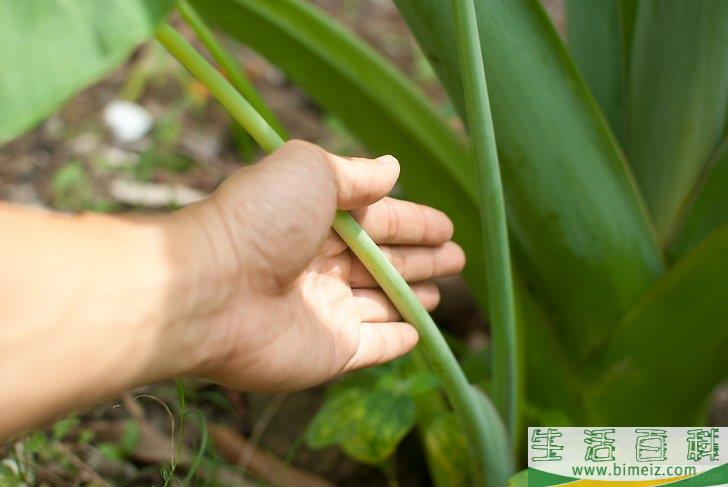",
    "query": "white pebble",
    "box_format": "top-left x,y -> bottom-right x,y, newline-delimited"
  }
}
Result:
103,100 -> 153,143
